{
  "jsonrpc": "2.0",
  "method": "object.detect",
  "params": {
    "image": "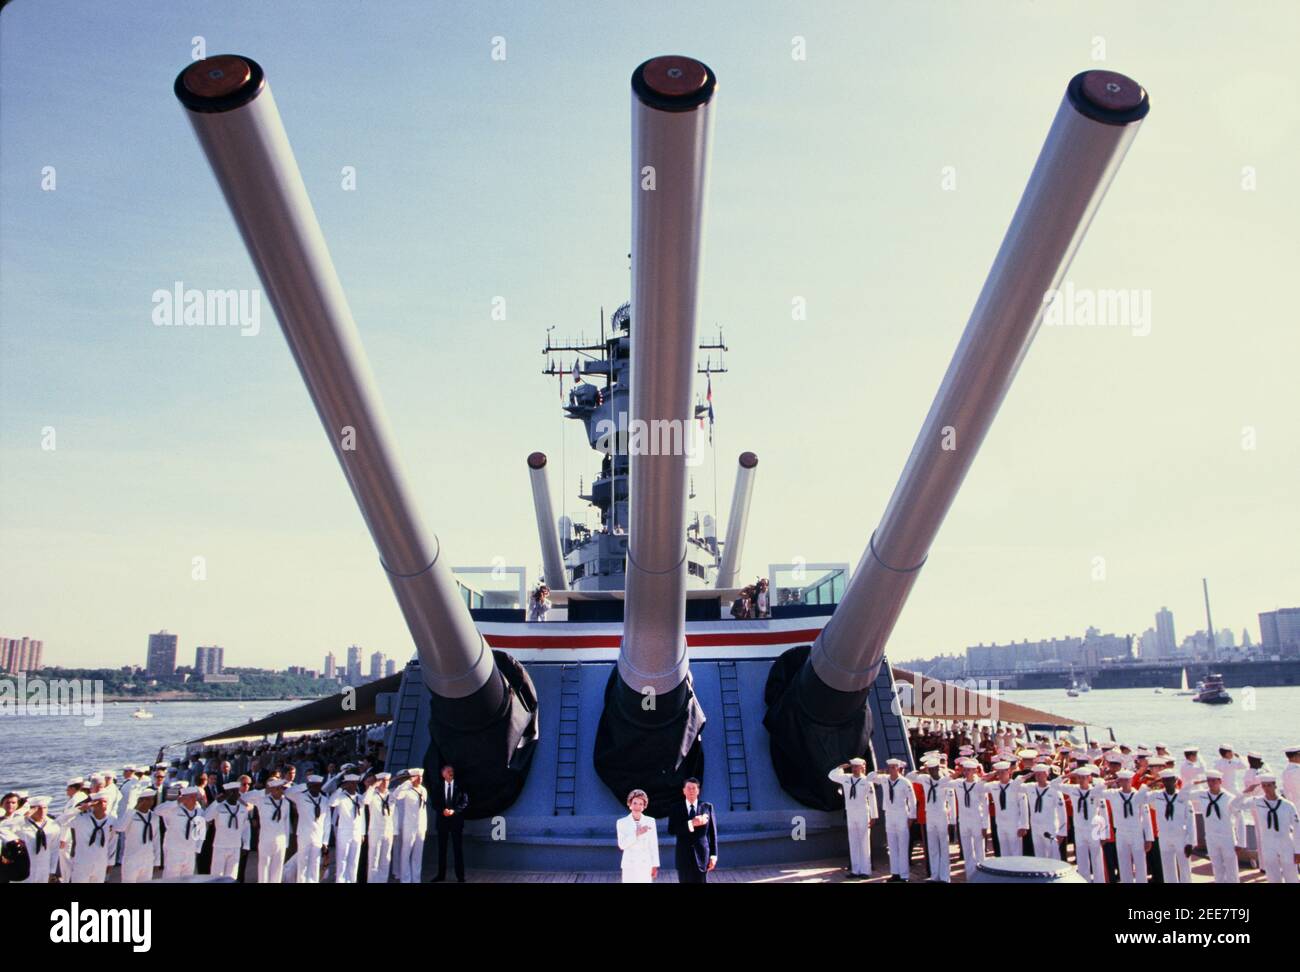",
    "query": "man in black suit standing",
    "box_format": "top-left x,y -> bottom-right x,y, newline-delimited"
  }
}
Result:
432,764 -> 469,883
667,778 -> 717,883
